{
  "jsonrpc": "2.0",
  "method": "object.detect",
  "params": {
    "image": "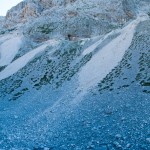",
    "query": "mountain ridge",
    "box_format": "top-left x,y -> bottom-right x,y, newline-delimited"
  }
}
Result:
0,0 -> 150,149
